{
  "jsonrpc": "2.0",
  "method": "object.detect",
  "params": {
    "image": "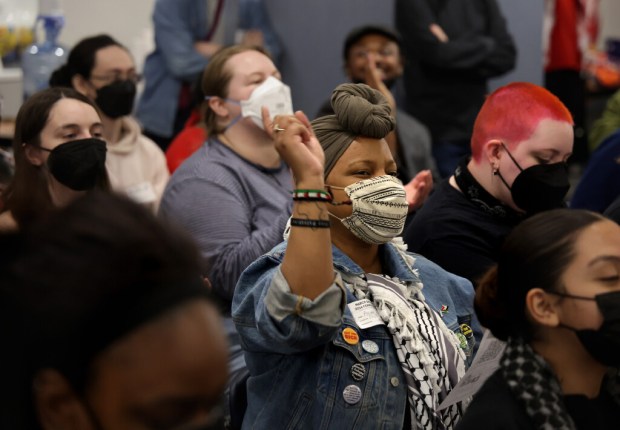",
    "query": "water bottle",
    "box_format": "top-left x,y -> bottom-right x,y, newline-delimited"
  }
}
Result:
21,11 -> 66,100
